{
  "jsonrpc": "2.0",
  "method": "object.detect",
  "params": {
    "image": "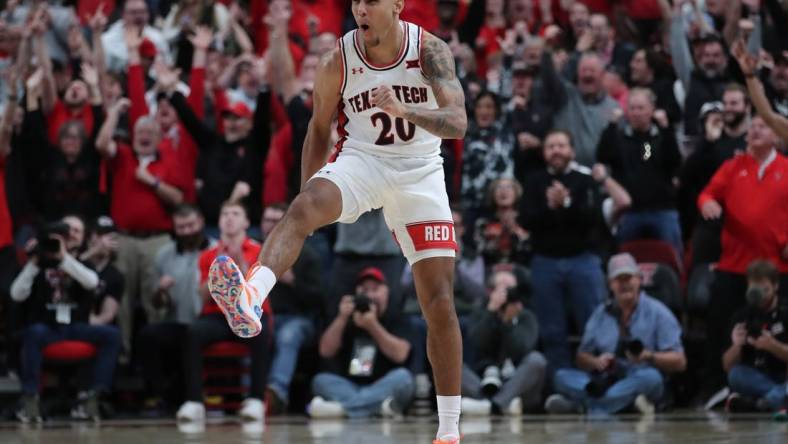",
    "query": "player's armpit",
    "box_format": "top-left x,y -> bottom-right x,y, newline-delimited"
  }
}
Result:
401,33 -> 467,139
300,47 -> 343,189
